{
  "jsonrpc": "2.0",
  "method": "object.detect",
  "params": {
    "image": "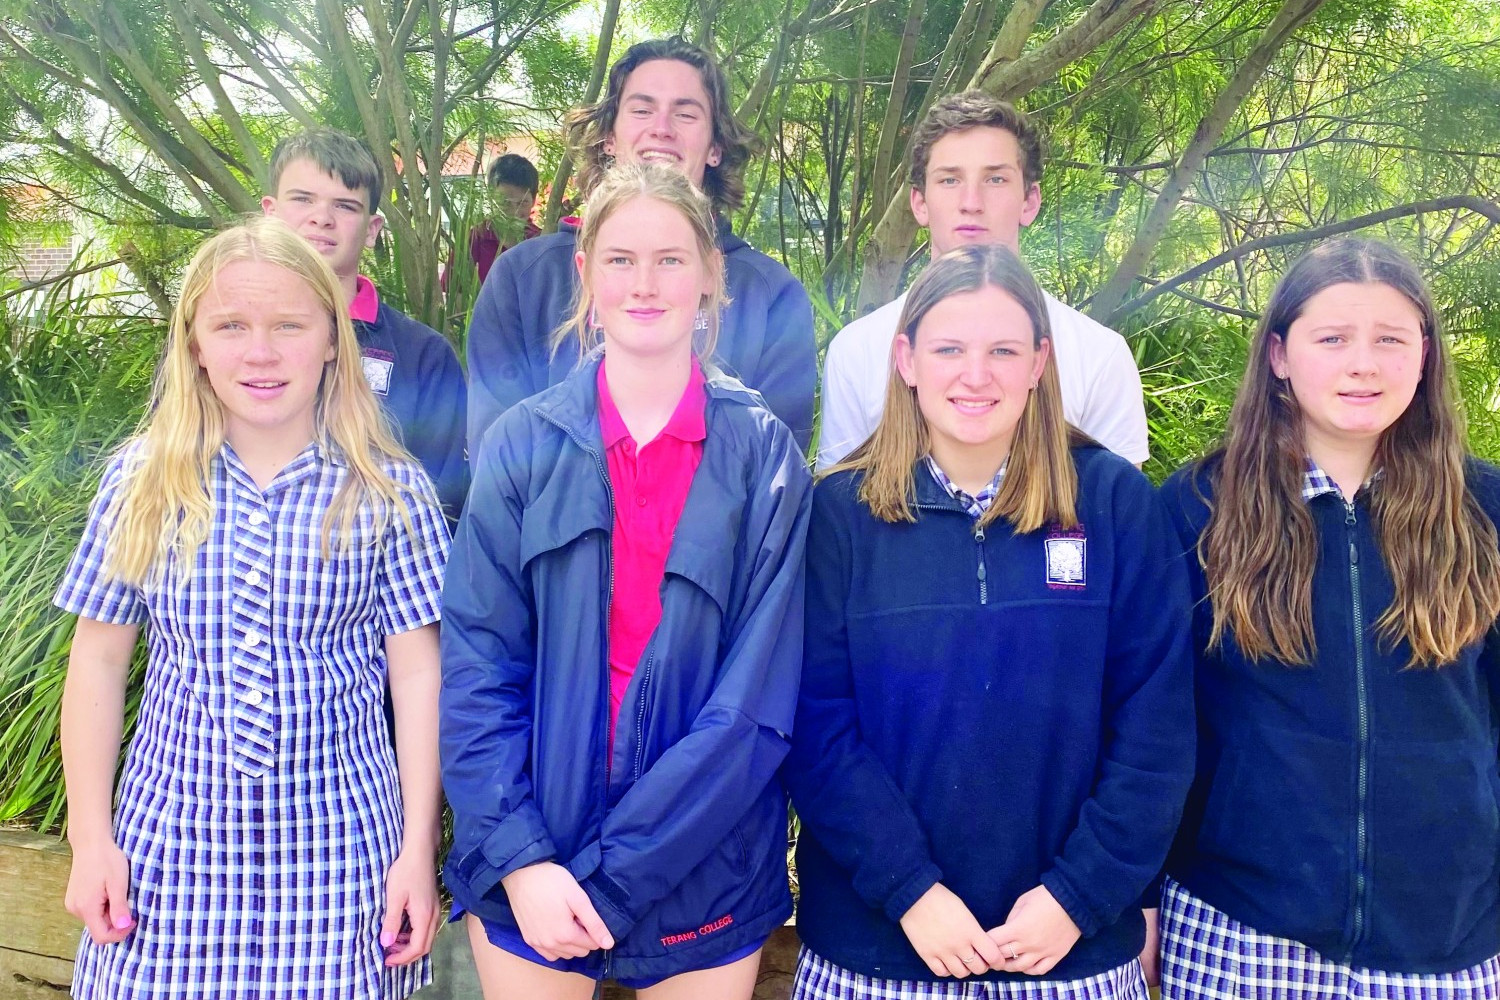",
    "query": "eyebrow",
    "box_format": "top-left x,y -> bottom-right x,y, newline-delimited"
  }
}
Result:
929,163 -> 1019,174
622,94 -> 708,113
598,245 -> 693,255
